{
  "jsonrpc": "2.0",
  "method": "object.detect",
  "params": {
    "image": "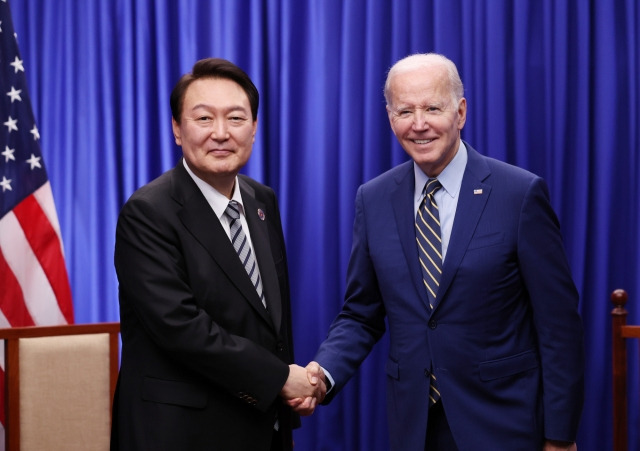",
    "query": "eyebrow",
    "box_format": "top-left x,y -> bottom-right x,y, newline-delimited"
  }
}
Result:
392,101 -> 447,111
190,103 -> 249,114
